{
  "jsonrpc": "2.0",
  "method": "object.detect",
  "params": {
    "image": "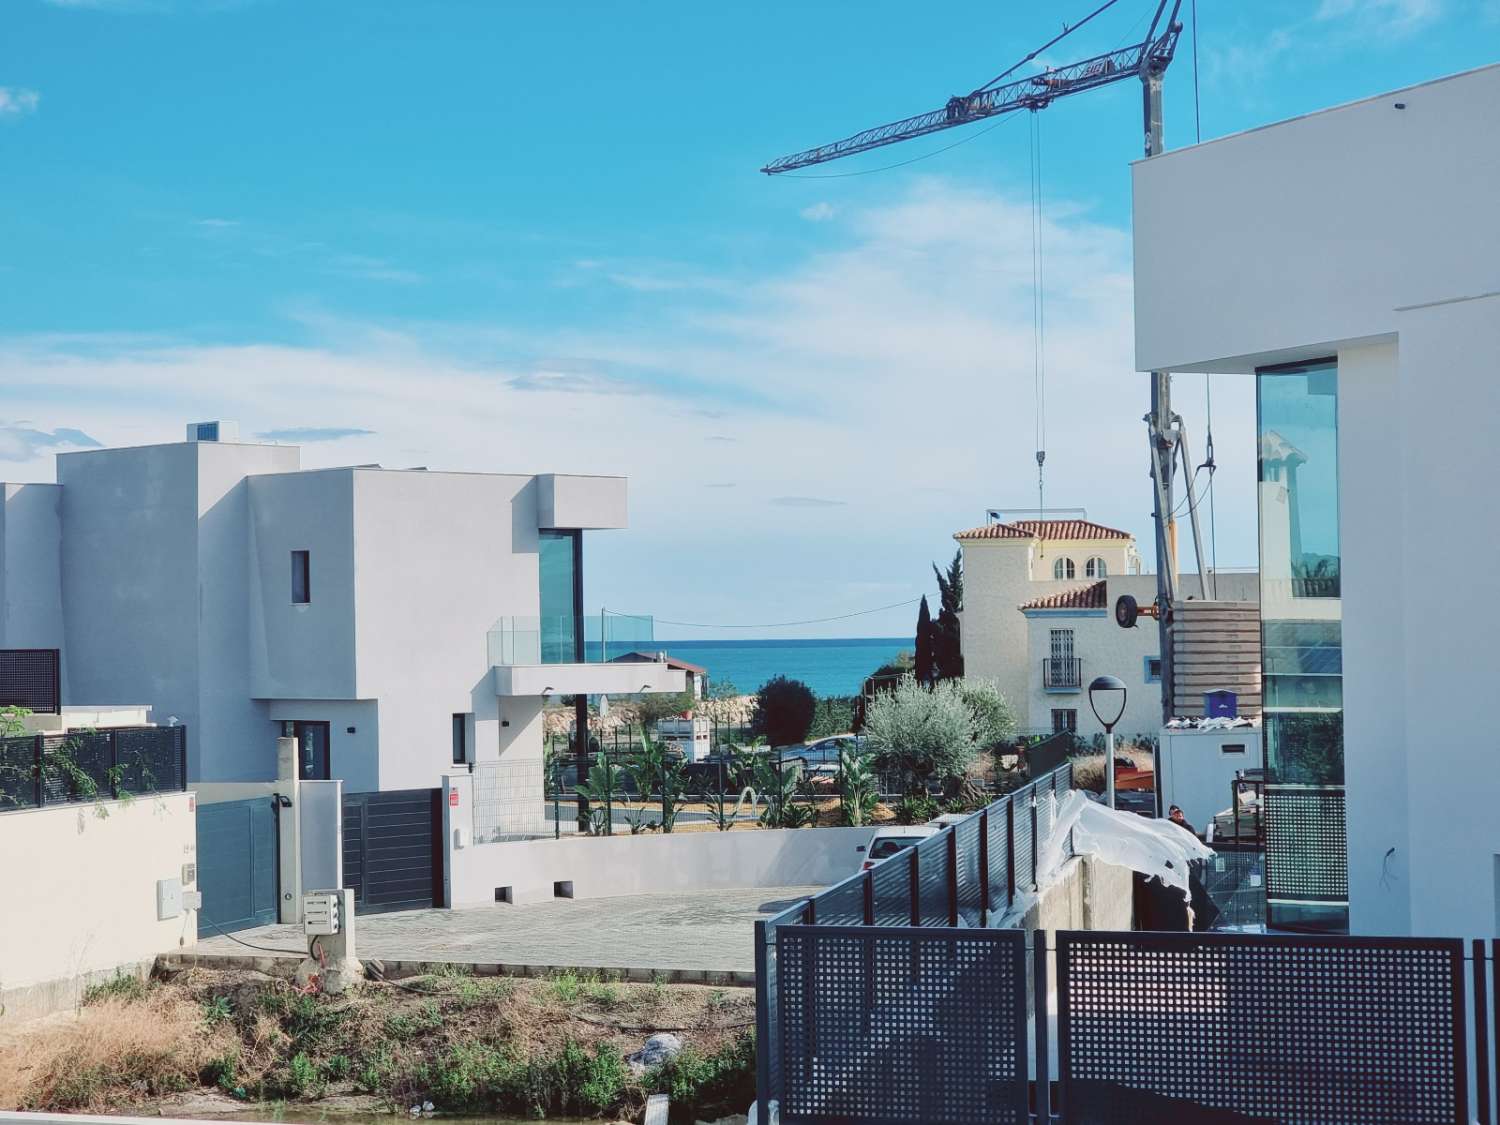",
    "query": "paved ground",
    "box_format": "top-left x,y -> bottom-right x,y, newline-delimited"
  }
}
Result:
191,886 -> 821,978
